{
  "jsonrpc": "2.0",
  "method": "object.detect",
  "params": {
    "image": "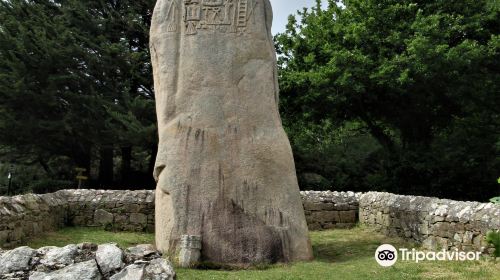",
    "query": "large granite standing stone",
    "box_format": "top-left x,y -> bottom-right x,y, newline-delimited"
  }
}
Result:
150,0 -> 313,265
